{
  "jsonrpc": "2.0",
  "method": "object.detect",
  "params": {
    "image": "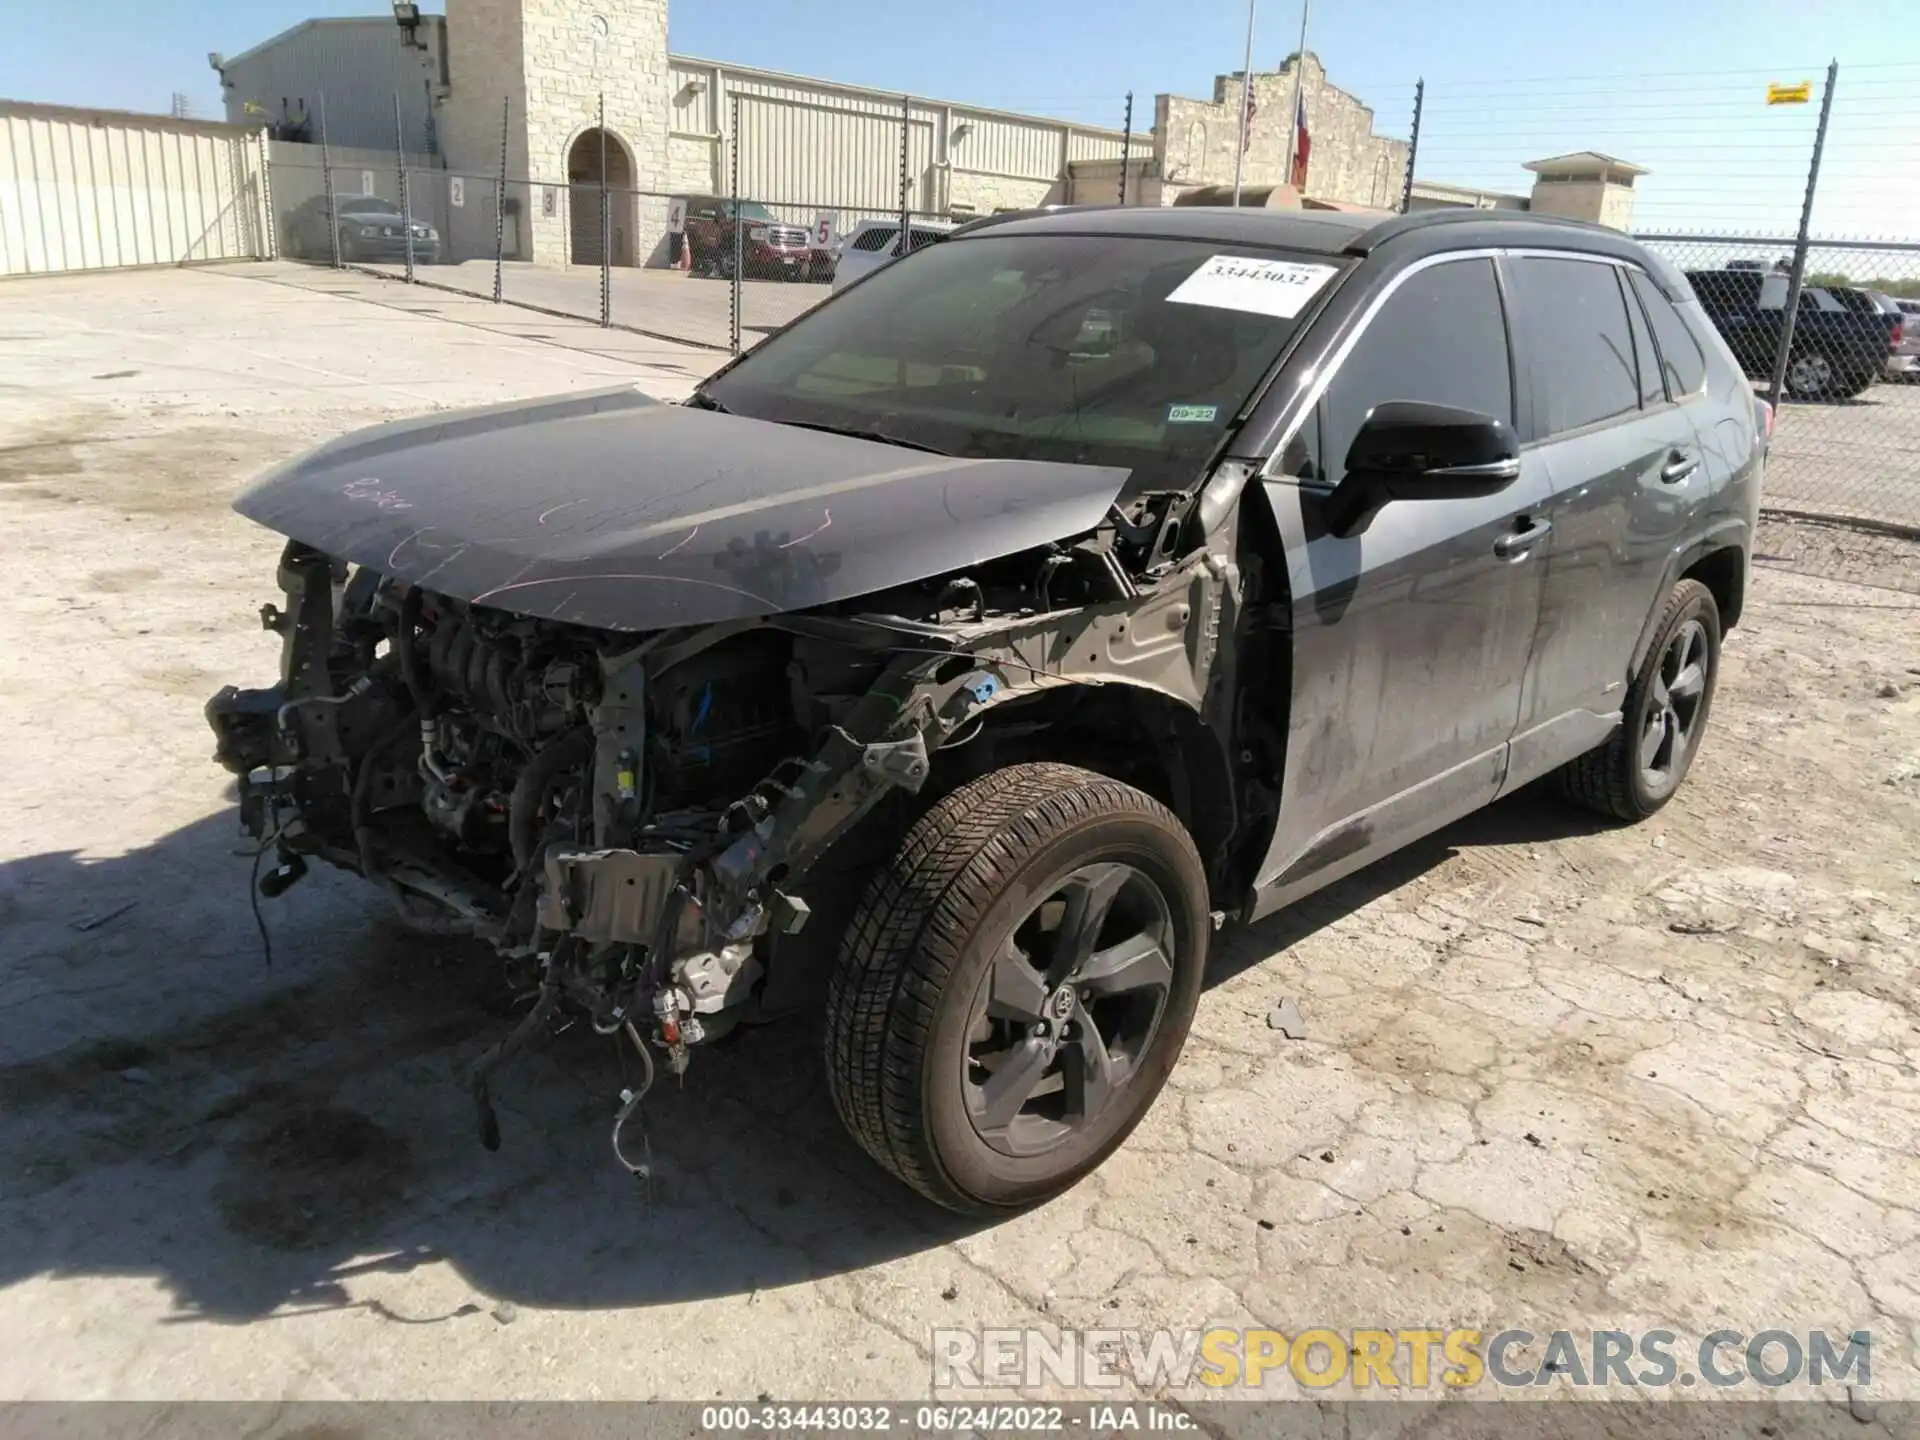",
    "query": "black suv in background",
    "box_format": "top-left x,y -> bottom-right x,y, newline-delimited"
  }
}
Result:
1686,265 -> 1898,399
210,208 -> 1764,1213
